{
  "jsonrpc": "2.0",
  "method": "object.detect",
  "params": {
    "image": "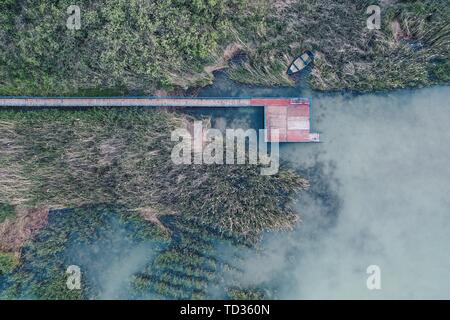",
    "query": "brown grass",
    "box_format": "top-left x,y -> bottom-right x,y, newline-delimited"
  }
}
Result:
0,109 -> 308,241
0,207 -> 49,254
